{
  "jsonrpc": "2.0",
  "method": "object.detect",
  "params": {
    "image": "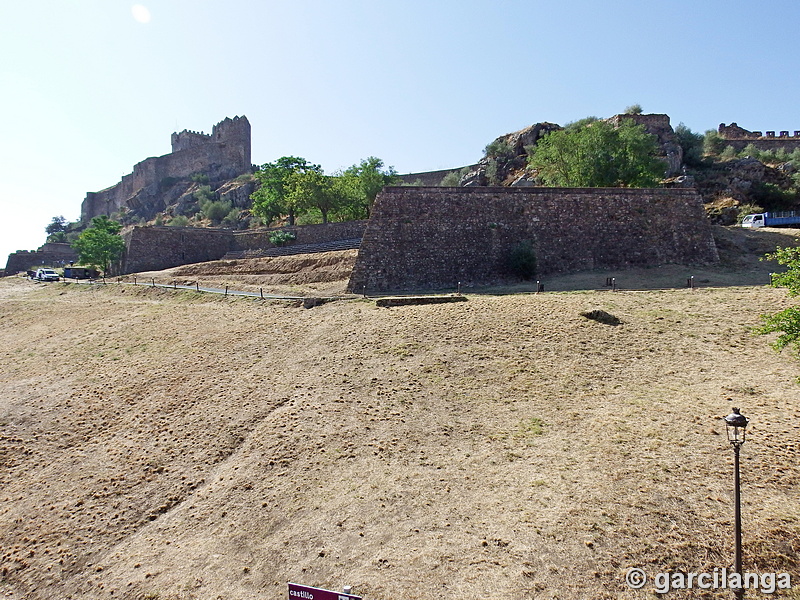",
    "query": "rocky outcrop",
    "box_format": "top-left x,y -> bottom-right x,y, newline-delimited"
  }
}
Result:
459,122 -> 562,187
